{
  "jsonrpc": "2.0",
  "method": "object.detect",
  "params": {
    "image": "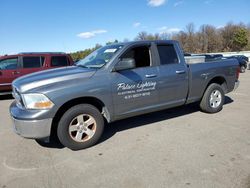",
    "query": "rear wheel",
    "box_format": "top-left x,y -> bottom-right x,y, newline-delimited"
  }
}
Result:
57,104 -> 104,150
200,83 -> 225,113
